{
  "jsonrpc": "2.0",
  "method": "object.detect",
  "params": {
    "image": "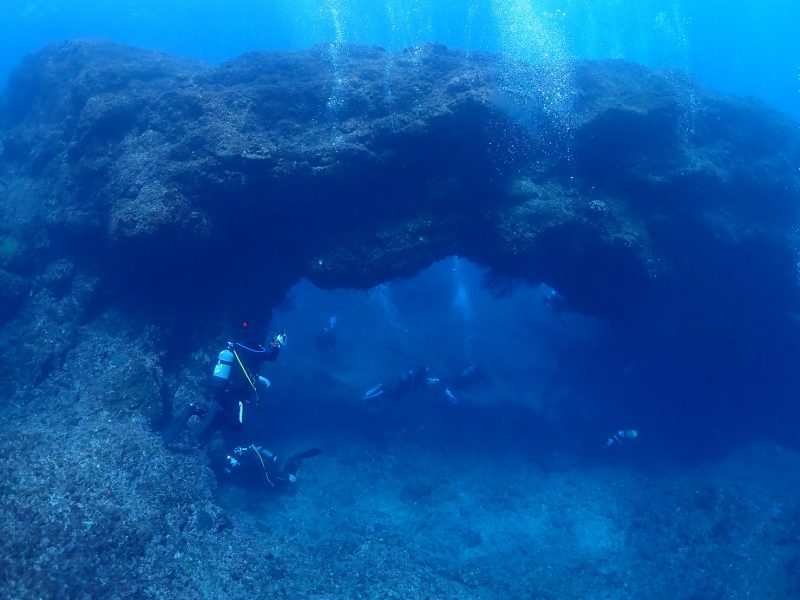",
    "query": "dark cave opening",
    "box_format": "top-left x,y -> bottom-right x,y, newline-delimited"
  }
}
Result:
190,251 -> 800,470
